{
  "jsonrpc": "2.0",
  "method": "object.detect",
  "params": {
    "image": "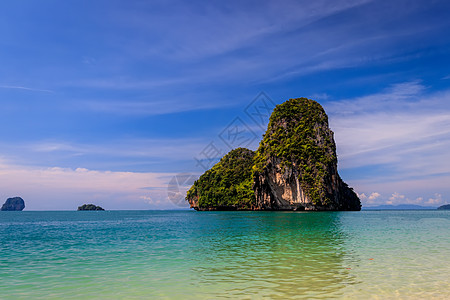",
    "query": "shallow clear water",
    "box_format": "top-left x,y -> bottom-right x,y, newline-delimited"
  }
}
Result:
0,210 -> 448,299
